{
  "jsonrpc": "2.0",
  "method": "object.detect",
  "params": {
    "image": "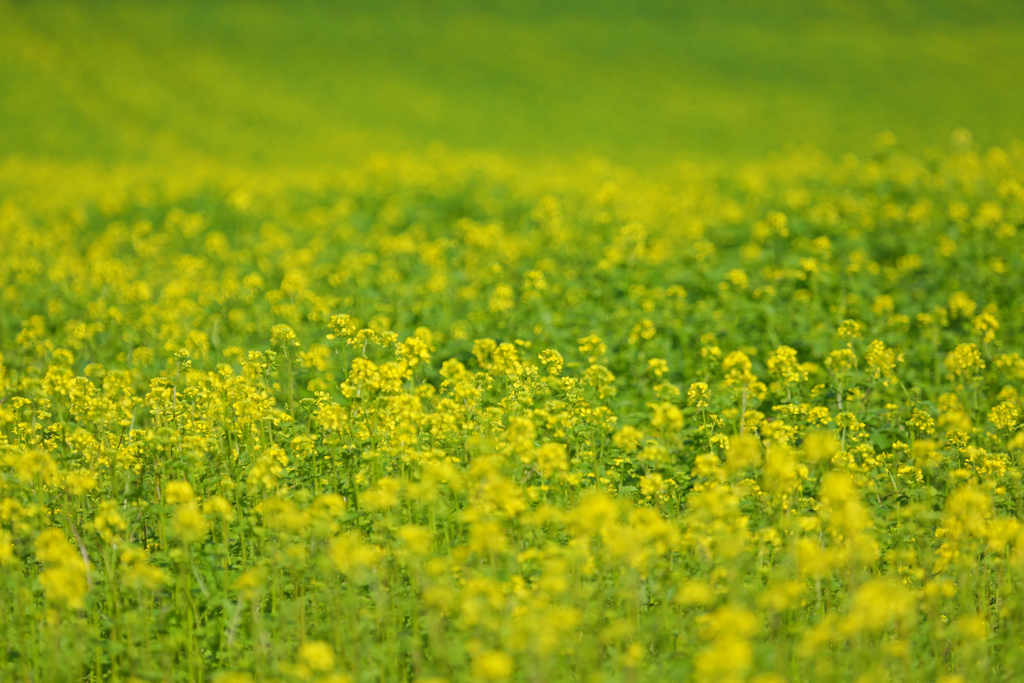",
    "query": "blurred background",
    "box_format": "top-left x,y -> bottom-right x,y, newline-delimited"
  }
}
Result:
2,0 -> 1023,171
